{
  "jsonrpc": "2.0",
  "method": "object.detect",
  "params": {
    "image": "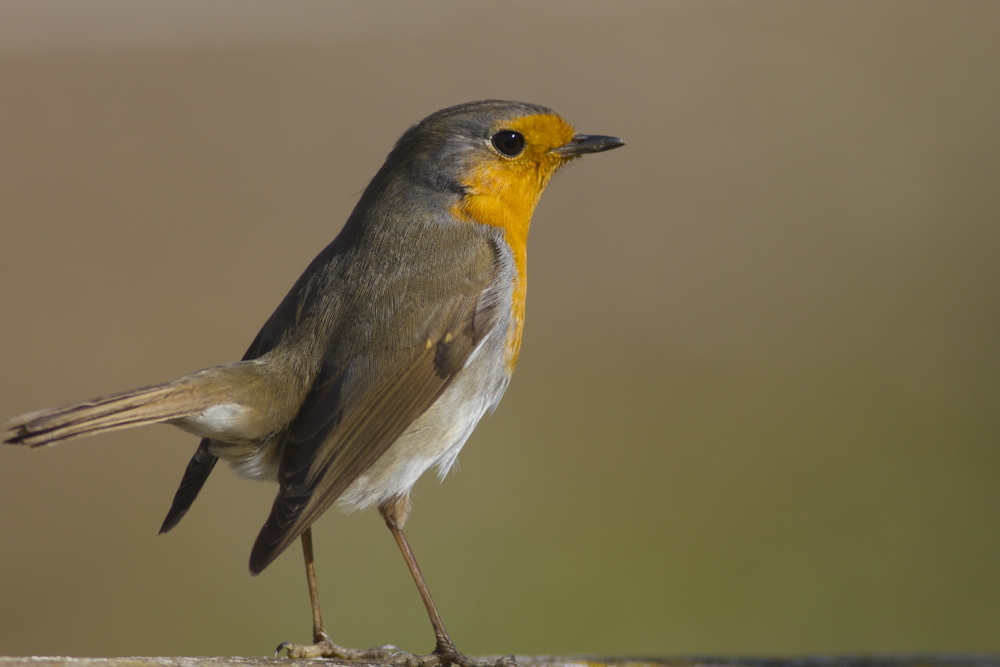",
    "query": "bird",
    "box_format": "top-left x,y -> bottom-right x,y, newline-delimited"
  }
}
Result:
5,100 -> 624,666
